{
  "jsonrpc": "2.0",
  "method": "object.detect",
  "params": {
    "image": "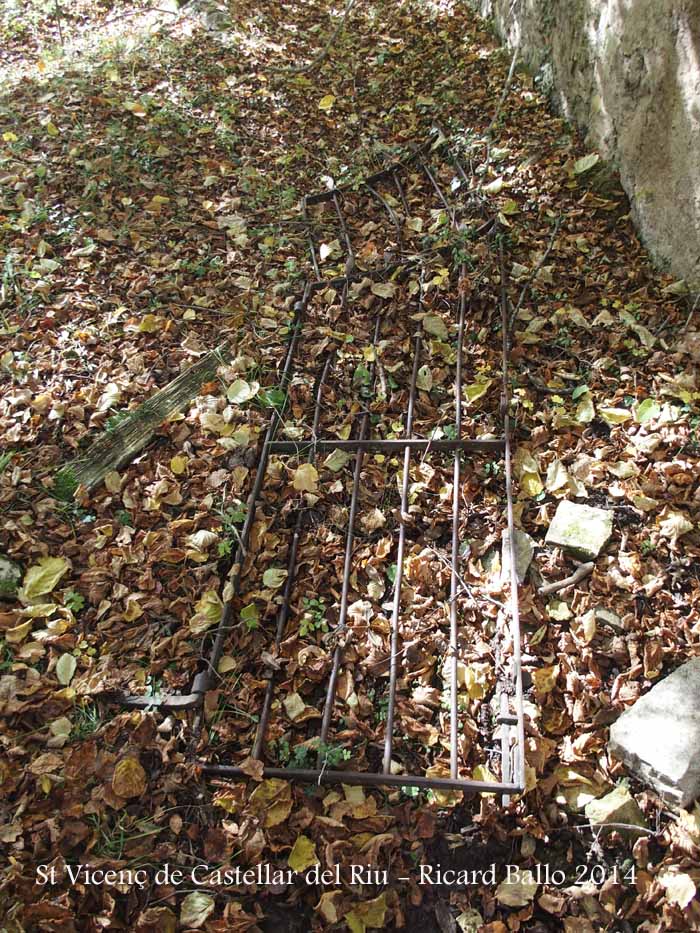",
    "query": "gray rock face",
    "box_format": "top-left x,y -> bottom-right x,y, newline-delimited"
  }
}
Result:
471,0 -> 700,289
608,658 -> 700,808
545,500 -> 613,559
0,556 -> 21,599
